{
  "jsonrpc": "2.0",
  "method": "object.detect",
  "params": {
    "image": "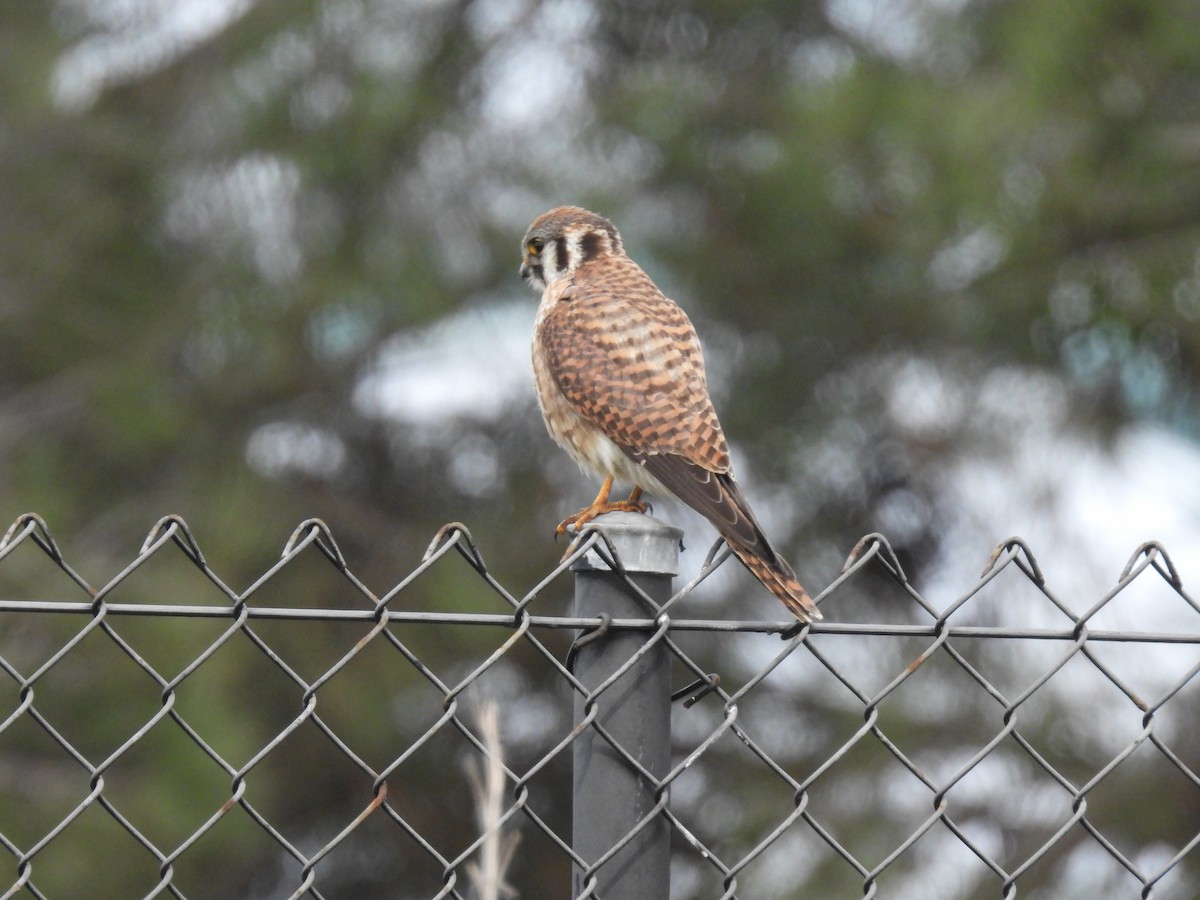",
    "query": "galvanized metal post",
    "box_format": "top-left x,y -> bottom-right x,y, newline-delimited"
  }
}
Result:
570,511 -> 681,899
